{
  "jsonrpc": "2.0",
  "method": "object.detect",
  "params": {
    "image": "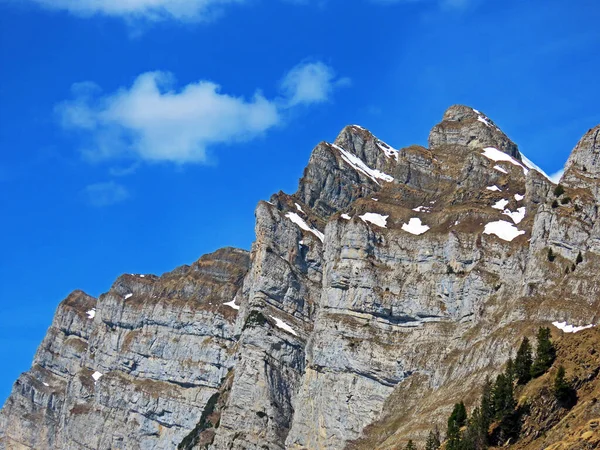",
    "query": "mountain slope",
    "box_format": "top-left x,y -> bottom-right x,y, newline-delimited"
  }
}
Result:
1,106 -> 599,450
